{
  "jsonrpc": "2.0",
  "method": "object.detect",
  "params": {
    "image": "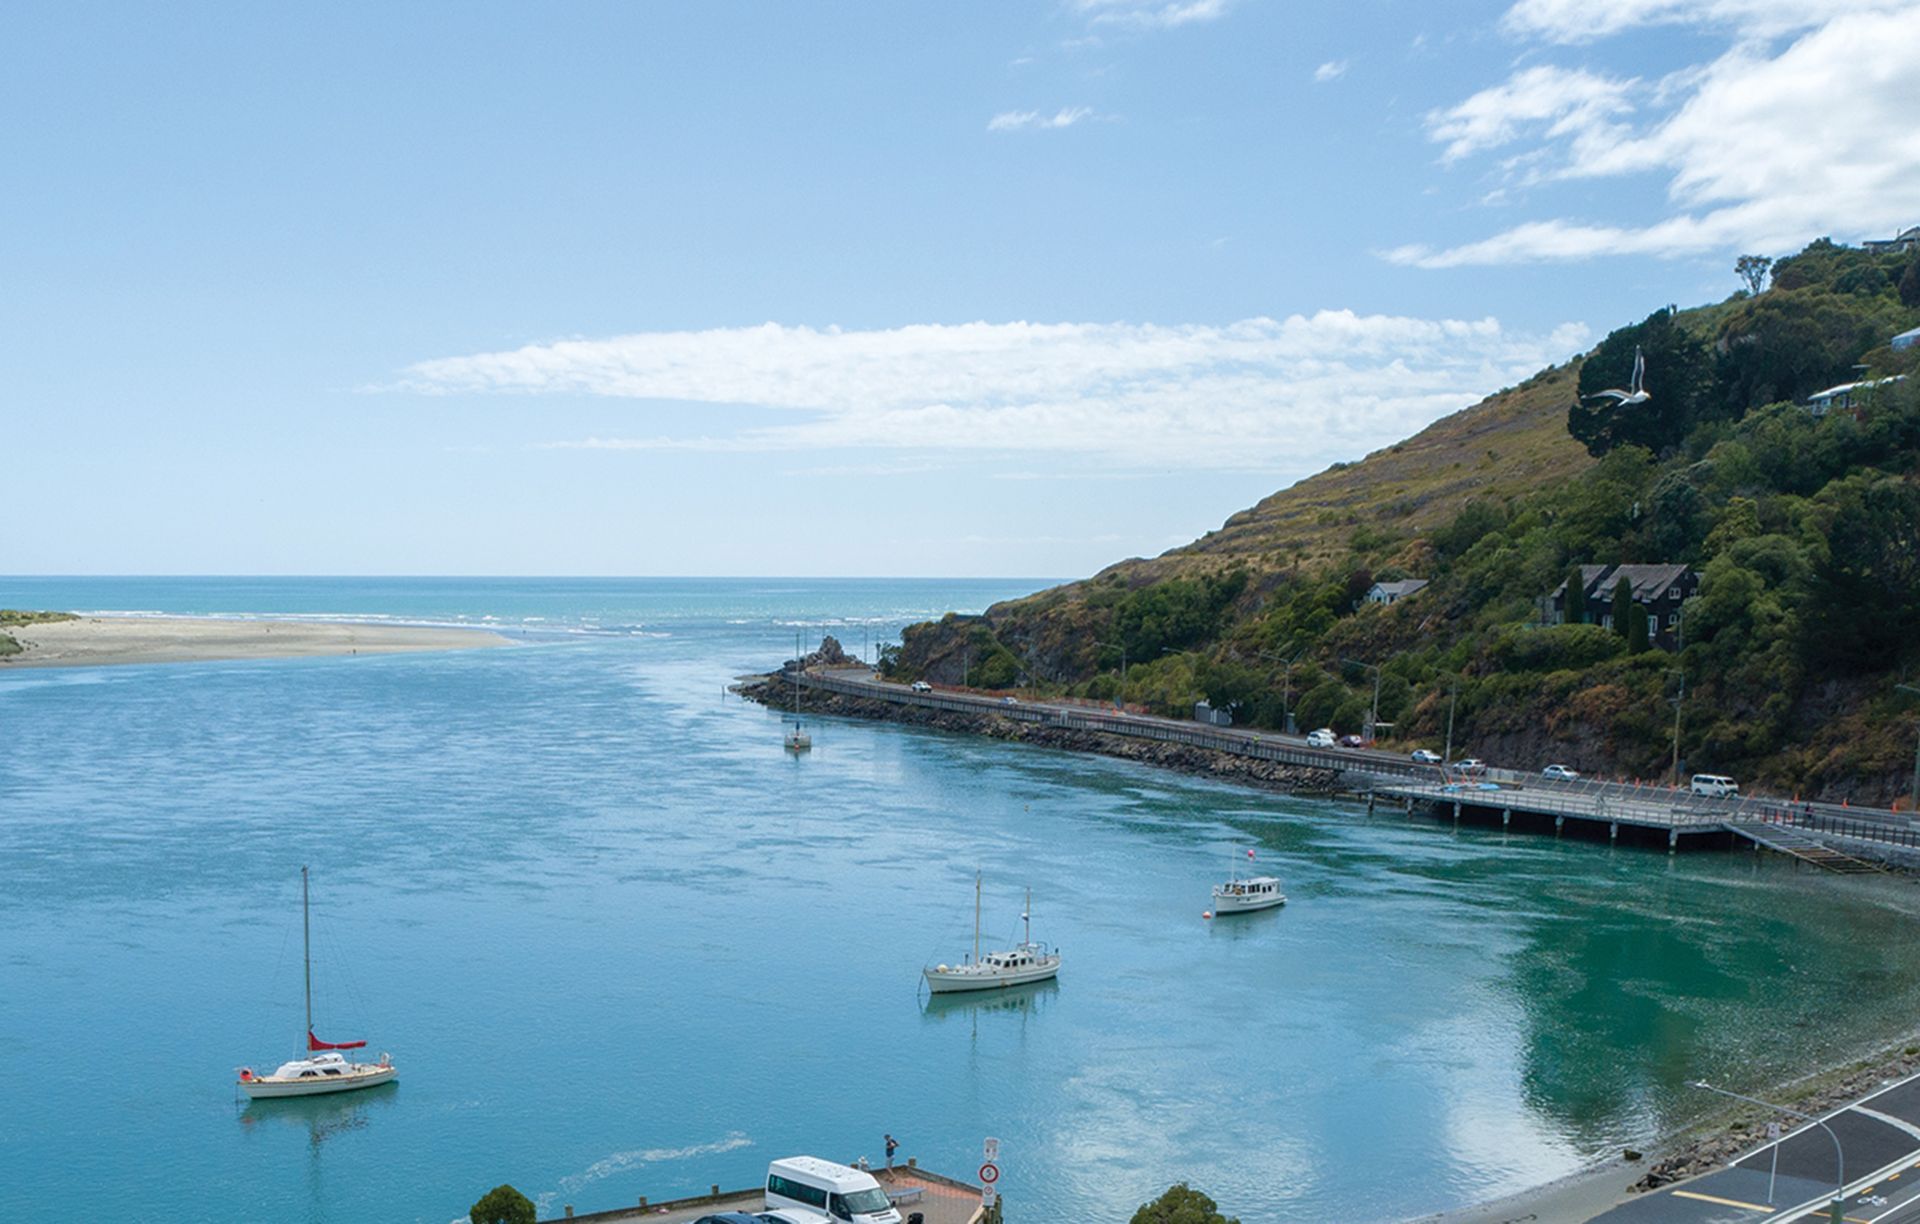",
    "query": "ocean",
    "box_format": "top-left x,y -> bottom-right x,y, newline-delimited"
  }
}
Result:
3,576 -> 1918,1223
